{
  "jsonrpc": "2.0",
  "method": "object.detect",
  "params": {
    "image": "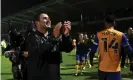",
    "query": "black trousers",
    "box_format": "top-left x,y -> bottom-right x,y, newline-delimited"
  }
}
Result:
121,47 -> 127,67
22,63 -> 28,80
27,63 -> 60,80
130,61 -> 133,72
12,63 -> 21,80
60,53 -> 63,63
48,64 -> 60,80
90,52 -> 95,66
